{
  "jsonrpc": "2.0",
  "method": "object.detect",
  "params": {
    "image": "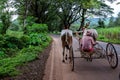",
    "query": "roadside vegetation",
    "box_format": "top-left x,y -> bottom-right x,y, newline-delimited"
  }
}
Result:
97,27 -> 120,44
0,24 -> 52,77
97,12 -> 120,44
